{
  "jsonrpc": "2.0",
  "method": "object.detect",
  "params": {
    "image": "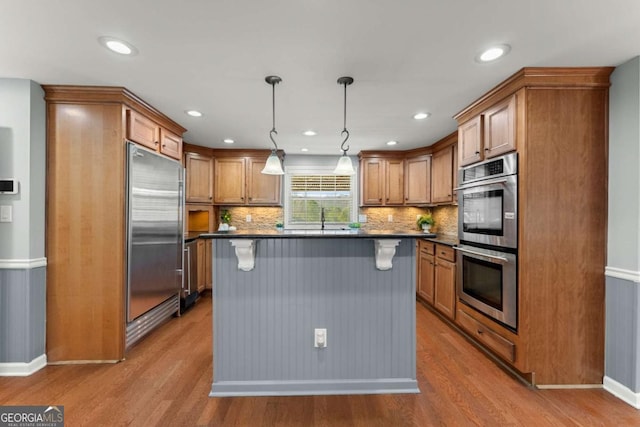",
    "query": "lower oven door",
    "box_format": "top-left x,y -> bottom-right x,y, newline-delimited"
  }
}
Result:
454,244 -> 517,330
